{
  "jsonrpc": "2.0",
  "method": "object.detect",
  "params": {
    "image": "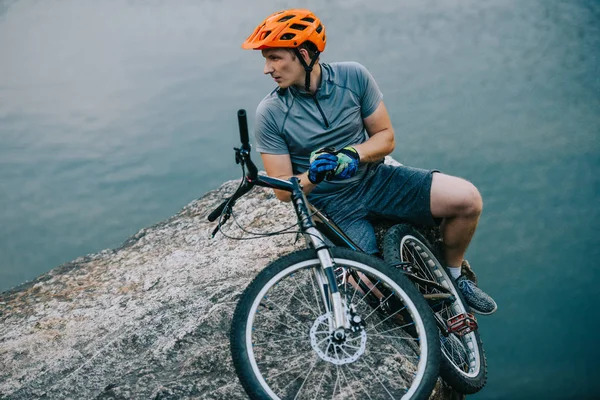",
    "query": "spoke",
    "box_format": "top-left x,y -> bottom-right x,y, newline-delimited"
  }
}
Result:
292,271 -> 321,318
333,364 -> 359,400
366,321 -> 423,380
262,293 -> 317,328
357,354 -> 396,399
273,271 -> 321,318
265,357 -> 314,381
444,337 -> 468,368
314,362 -> 328,399
345,335 -> 364,342
338,365 -> 358,400
355,277 -> 382,306
405,242 -> 436,282
253,327 -> 306,339
367,349 -> 420,359
365,302 -> 409,331
344,269 -> 362,305
254,309 -> 308,336
375,324 -> 419,338
344,365 -> 374,400
253,335 -> 308,347
257,279 -> 320,335
292,357 -> 319,400
368,332 -> 418,342
361,285 -> 409,325
256,348 -> 314,366
332,364 -> 341,400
